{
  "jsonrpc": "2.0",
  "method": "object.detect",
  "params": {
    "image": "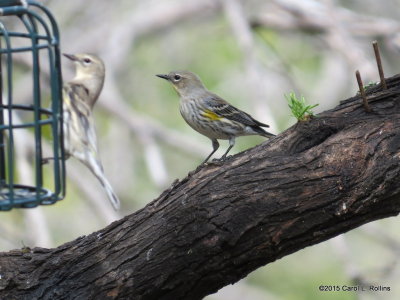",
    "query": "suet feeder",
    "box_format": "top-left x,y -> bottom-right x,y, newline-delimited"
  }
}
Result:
0,0 -> 65,210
